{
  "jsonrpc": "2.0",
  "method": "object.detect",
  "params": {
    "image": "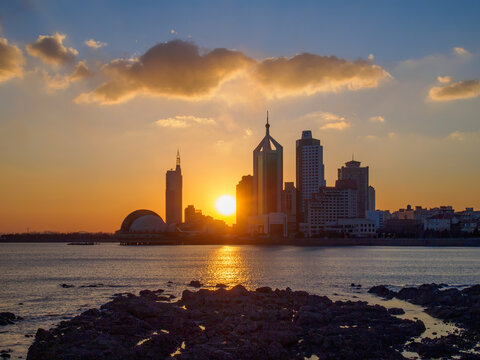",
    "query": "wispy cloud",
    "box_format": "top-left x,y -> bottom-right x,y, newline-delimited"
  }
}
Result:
453,47 -> 471,57
369,115 -> 385,123
84,39 -> 107,49
428,79 -> 480,101
156,115 -> 216,128
437,76 -> 453,84
448,130 -> 465,141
